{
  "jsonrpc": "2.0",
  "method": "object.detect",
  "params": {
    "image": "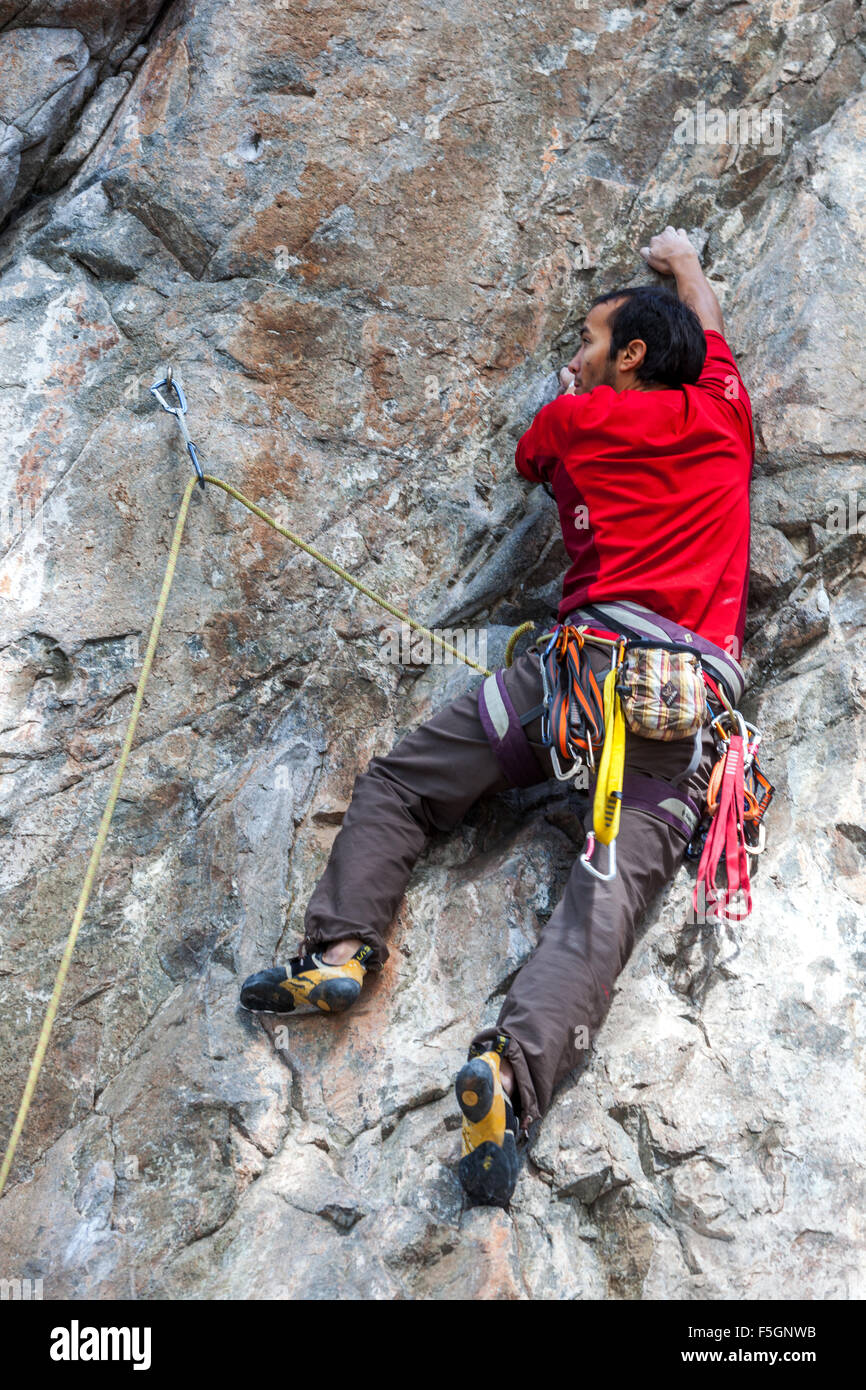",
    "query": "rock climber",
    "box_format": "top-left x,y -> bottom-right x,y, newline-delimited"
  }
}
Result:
239,226 -> 755,1209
